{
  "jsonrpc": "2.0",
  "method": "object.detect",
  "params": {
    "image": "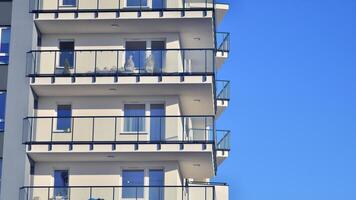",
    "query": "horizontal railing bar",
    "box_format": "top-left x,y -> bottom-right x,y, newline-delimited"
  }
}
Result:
24,115 -> 215,119
216,130 -> 231,133
26,72 -> 214,78
188,181 -> 229,186
21,185 -> 215,189
31,7 -> 215,13
23,140 -> 215,145
28,48 -> 216,53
